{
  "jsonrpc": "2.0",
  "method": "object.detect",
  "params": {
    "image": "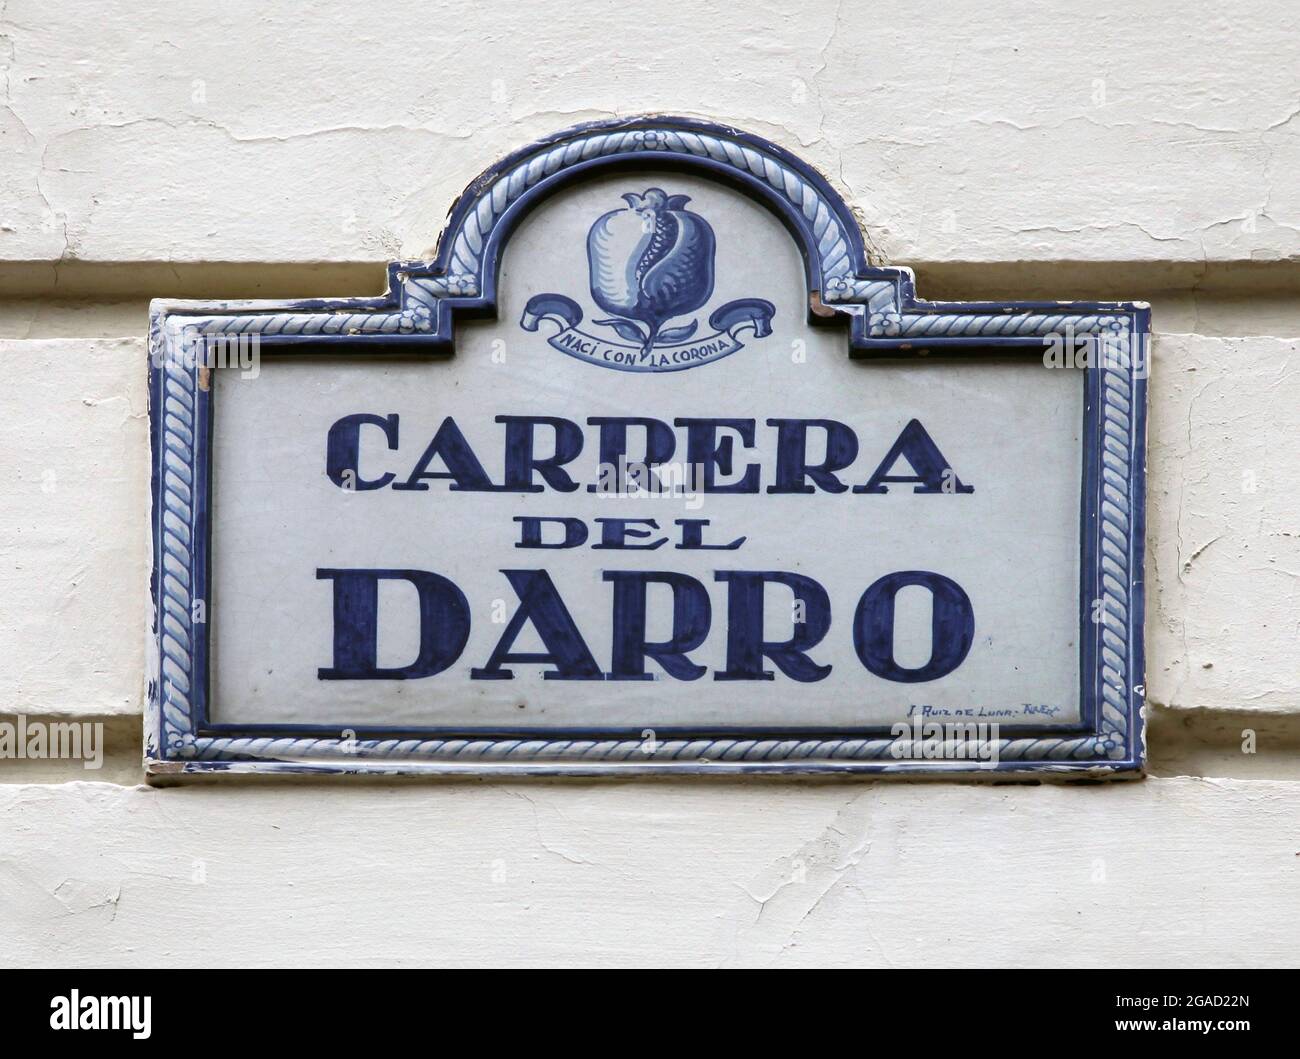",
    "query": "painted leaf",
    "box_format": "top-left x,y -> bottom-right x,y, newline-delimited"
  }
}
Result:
593,317 -> 648,344
656,320 -> 699,344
